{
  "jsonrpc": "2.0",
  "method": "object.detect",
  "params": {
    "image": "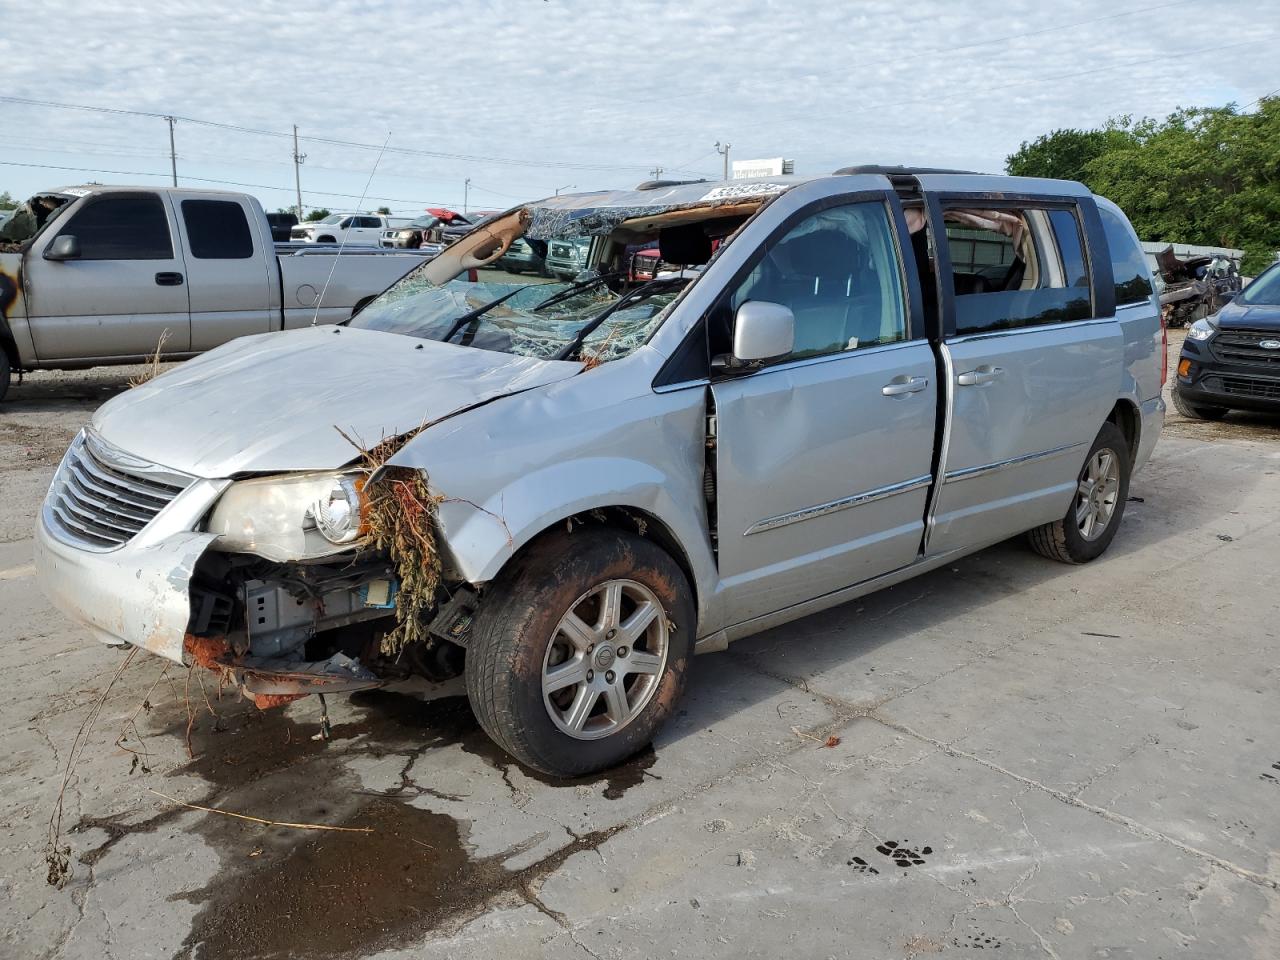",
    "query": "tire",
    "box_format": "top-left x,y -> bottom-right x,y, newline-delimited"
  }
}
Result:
465,526 -> 695,777
1171,387 -> 1228,421
1027,421 -> 1131,564
0,349 -> 10,403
